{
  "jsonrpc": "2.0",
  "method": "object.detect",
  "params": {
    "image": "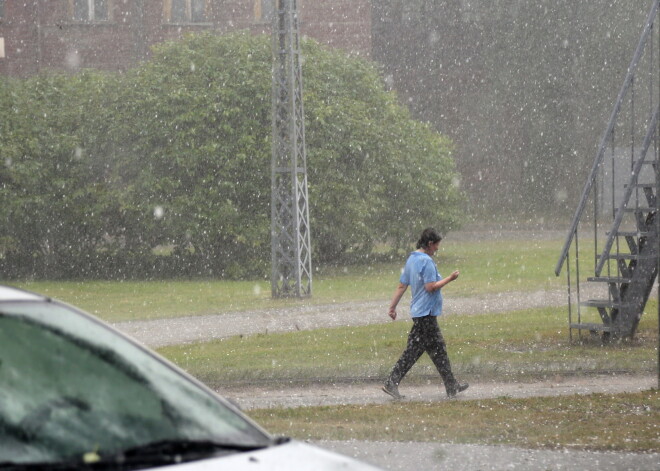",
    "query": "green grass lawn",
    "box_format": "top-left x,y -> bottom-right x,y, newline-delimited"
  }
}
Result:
10,238 -> 569,322
250,390 -> 660,453
157,304 -> 658,387
156,303 -> 659,453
